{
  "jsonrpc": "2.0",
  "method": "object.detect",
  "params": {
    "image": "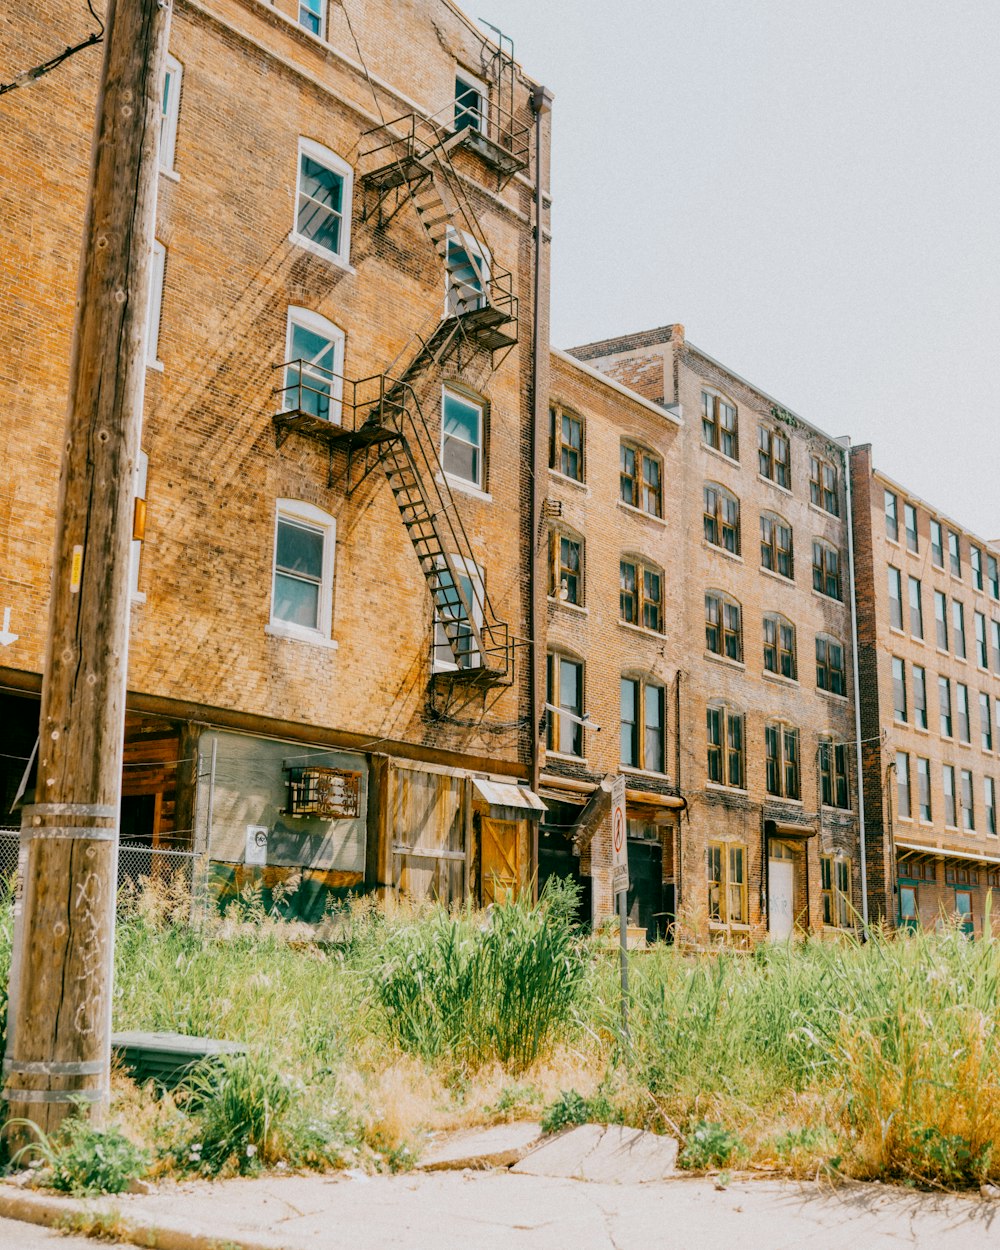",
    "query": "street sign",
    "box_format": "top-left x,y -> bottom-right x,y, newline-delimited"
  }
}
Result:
611,773 -> 628,895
